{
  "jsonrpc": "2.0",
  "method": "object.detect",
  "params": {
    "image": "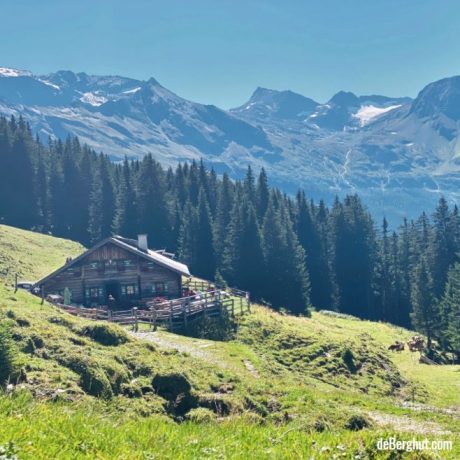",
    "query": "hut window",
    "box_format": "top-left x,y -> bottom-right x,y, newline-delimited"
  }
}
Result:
117,260 -> 126,271
85,287 -> 103,300
105,260 -> 117,272
87,262 -> 103,272
67,266 -> 81,277
121,284 -> 138,298
140,261 -> 155,272
154,282 -> 165,295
